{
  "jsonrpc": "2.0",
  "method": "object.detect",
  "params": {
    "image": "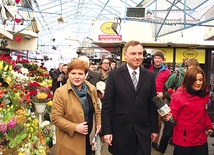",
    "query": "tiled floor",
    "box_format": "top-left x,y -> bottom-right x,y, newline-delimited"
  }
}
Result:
49,136 -> 214,155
